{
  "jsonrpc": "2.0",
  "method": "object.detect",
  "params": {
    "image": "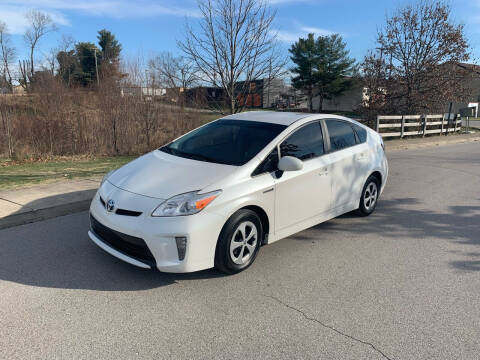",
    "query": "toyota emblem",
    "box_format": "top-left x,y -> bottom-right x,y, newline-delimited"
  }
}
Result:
106,199 -> 115,212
